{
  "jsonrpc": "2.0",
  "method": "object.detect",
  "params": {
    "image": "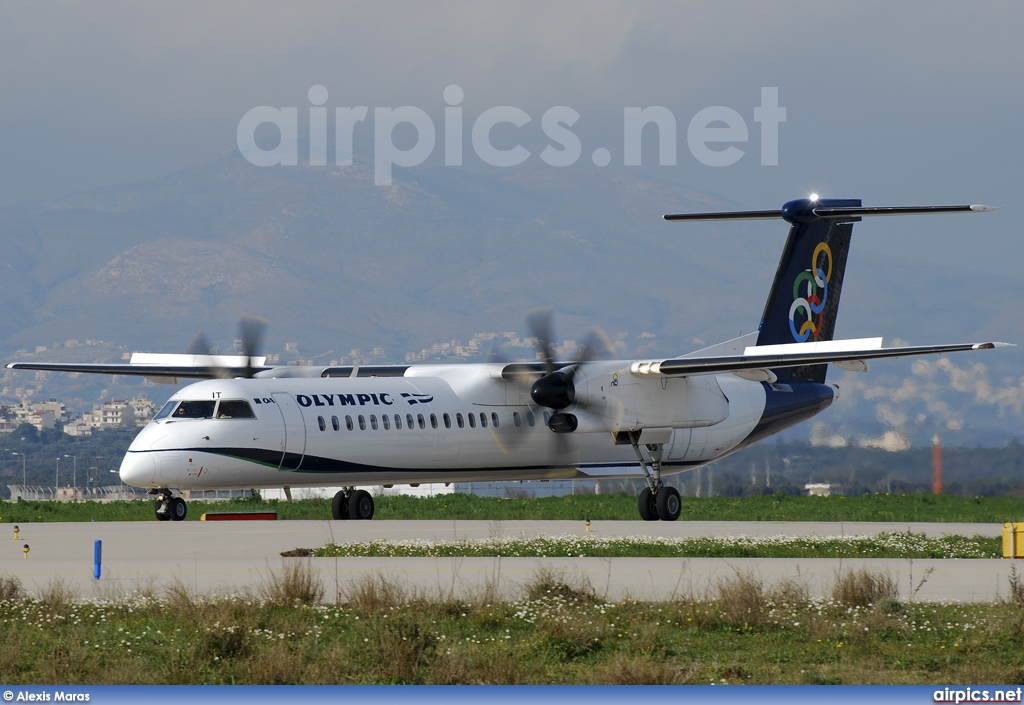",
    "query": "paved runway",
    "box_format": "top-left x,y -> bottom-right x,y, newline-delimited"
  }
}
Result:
0,520 -> 1014,603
